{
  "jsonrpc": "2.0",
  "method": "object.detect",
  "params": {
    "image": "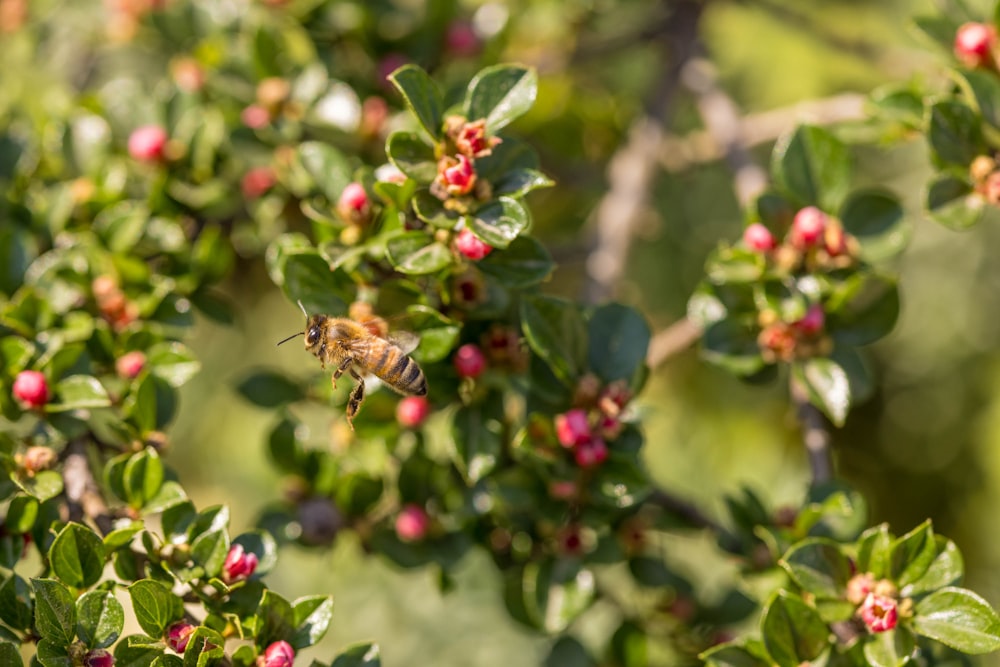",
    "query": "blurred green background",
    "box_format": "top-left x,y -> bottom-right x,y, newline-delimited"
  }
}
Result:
10,0 -> 1000,663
